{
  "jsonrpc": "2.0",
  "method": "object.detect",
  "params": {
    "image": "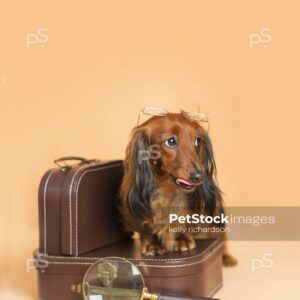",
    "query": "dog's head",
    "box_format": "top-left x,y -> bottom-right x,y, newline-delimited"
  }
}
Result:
120,112 -> 222,218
